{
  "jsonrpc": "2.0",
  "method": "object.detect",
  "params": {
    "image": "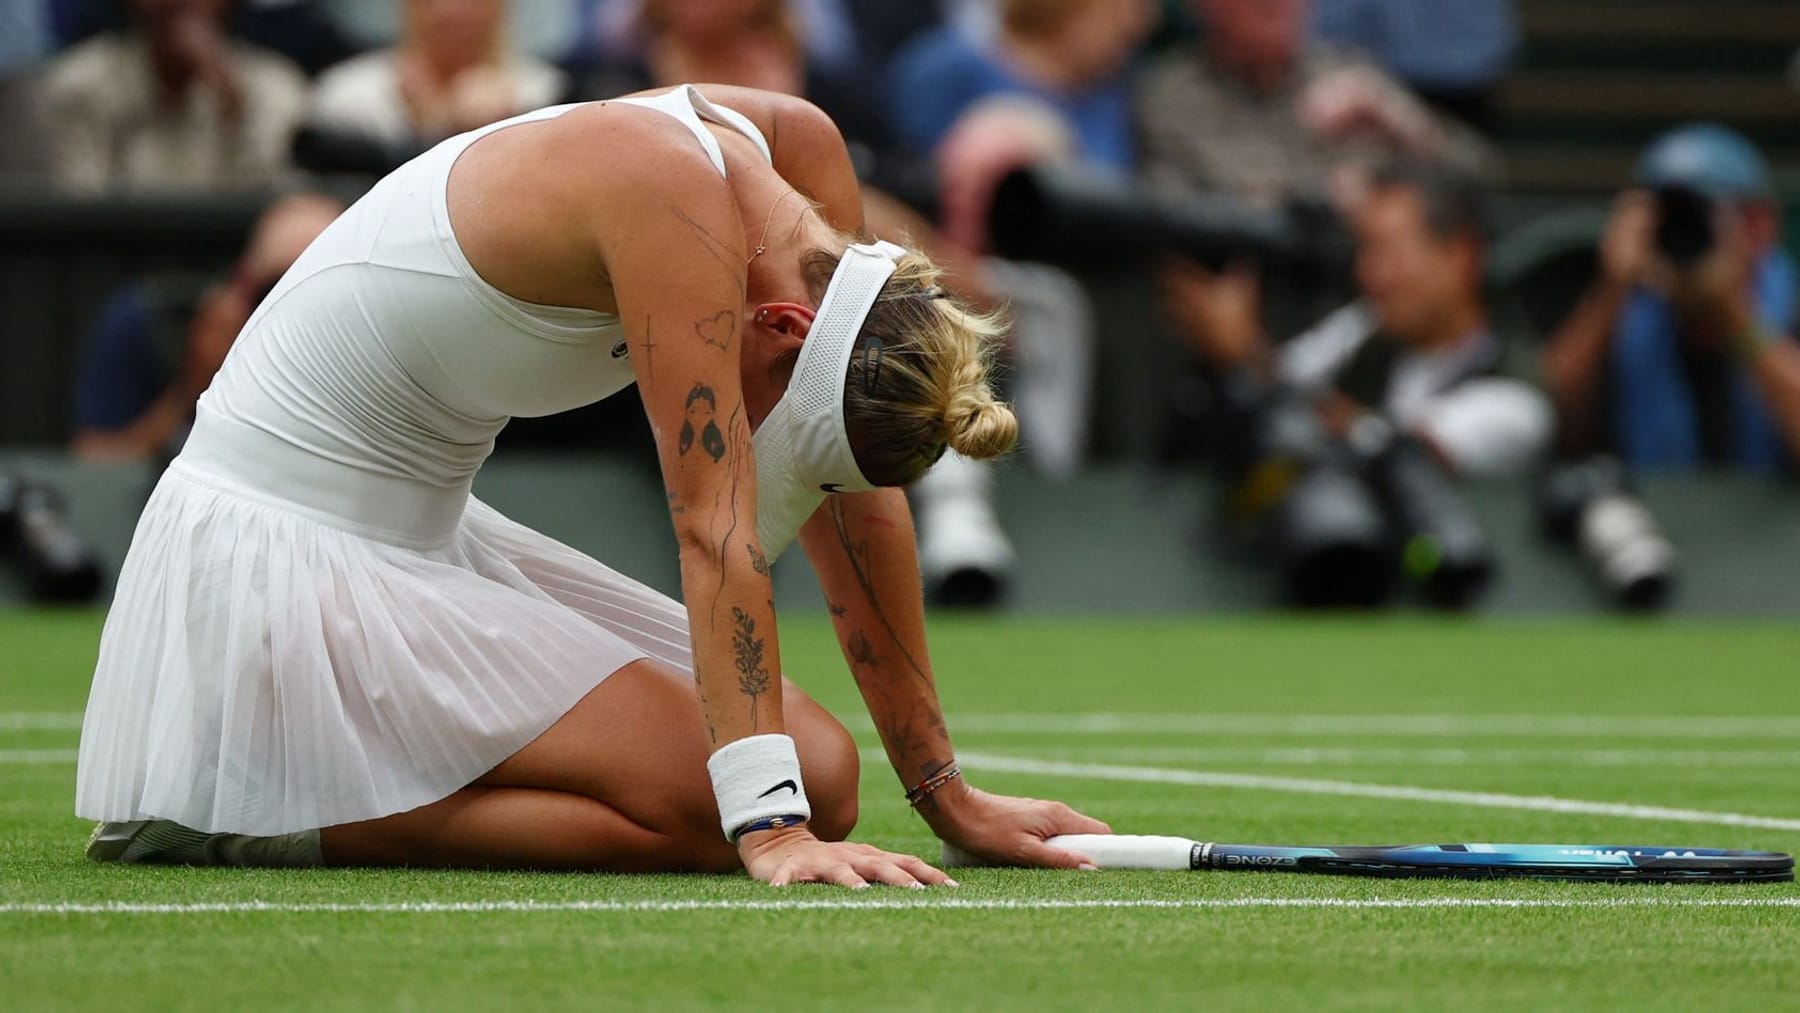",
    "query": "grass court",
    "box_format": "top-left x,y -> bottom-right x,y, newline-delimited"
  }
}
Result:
3,611 -> 1797,1010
